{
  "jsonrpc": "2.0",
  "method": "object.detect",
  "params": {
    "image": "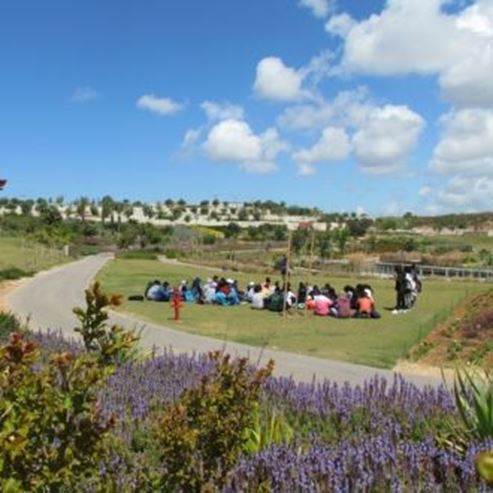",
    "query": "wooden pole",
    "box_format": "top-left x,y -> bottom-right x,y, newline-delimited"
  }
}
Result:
282,229 -> 292,318
309,228 -> 315,274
